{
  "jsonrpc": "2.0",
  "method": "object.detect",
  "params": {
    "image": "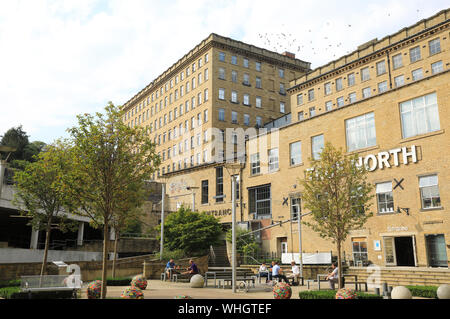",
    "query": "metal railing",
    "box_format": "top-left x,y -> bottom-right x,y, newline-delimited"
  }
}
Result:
20,275 -> 82,291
